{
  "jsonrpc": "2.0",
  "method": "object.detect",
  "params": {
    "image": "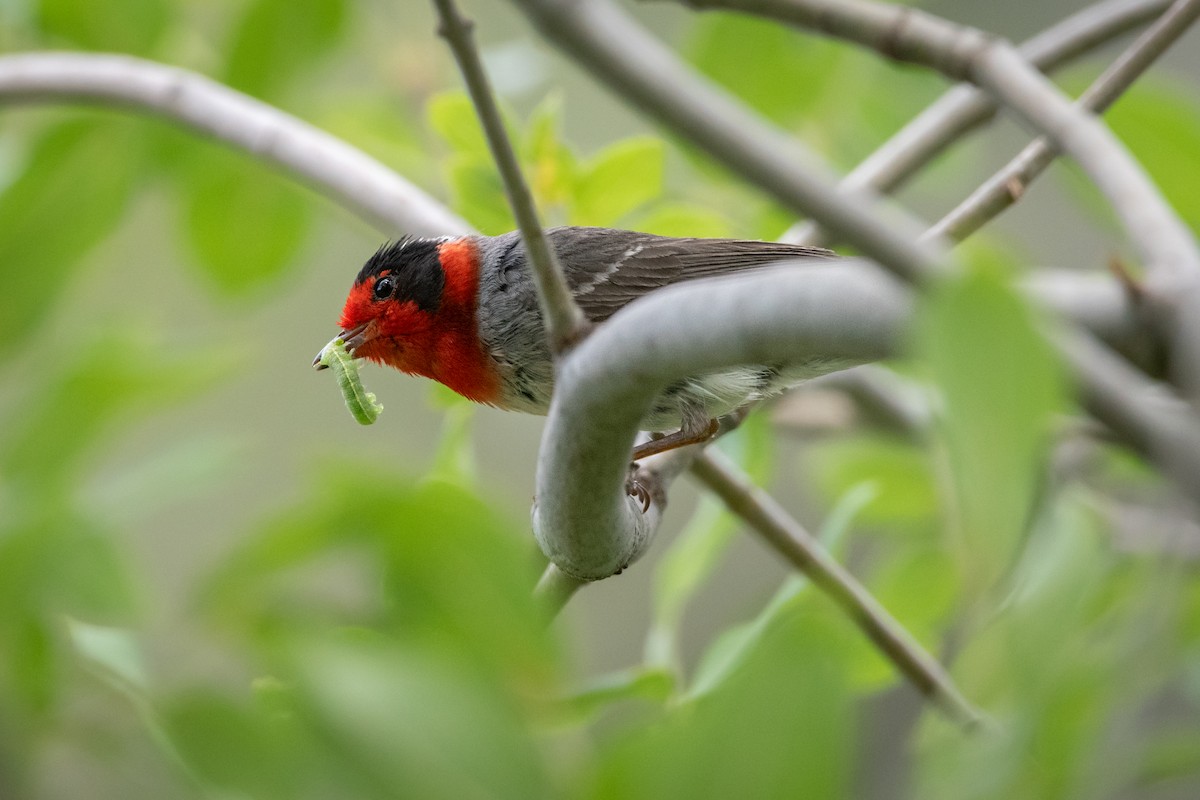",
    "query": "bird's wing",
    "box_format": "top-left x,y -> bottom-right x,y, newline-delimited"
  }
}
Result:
547,227 -> 835,322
